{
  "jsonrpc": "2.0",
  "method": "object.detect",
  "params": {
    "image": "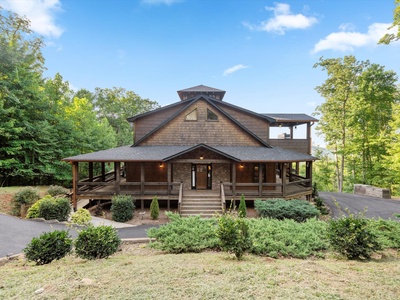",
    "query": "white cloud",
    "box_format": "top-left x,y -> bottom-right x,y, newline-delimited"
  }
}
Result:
0,0 -> 63,37
307,101 -> 317,107
312,23 -> 397,53
142,0 -> 183,5
223,64 -> 249,76
244,2 -> 317,35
